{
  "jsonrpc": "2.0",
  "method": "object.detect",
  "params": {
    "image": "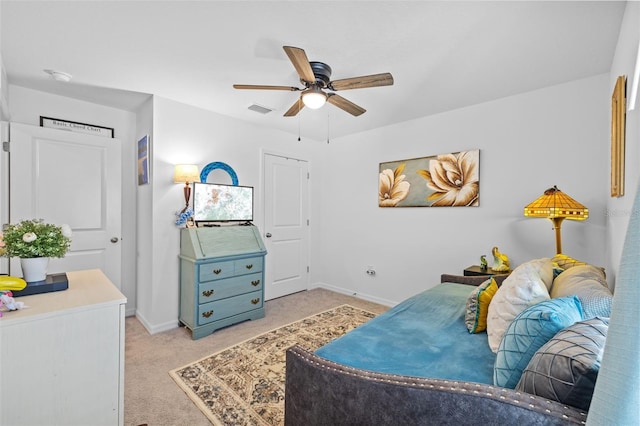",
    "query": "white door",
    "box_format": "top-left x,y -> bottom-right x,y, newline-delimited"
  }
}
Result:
8,123 -> 122,287
263,154 -> 309,300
